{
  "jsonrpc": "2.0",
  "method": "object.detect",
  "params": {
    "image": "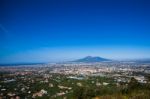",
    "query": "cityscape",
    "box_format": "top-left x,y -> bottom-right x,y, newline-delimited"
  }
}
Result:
0,56 -> 150,99
1,0 -> 150,99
